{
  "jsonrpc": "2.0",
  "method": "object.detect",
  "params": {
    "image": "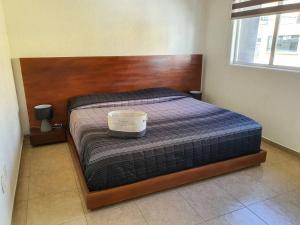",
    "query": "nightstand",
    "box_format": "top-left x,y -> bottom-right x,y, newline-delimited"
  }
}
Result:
30,127 -> 66,146
189,91 -> 202,100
